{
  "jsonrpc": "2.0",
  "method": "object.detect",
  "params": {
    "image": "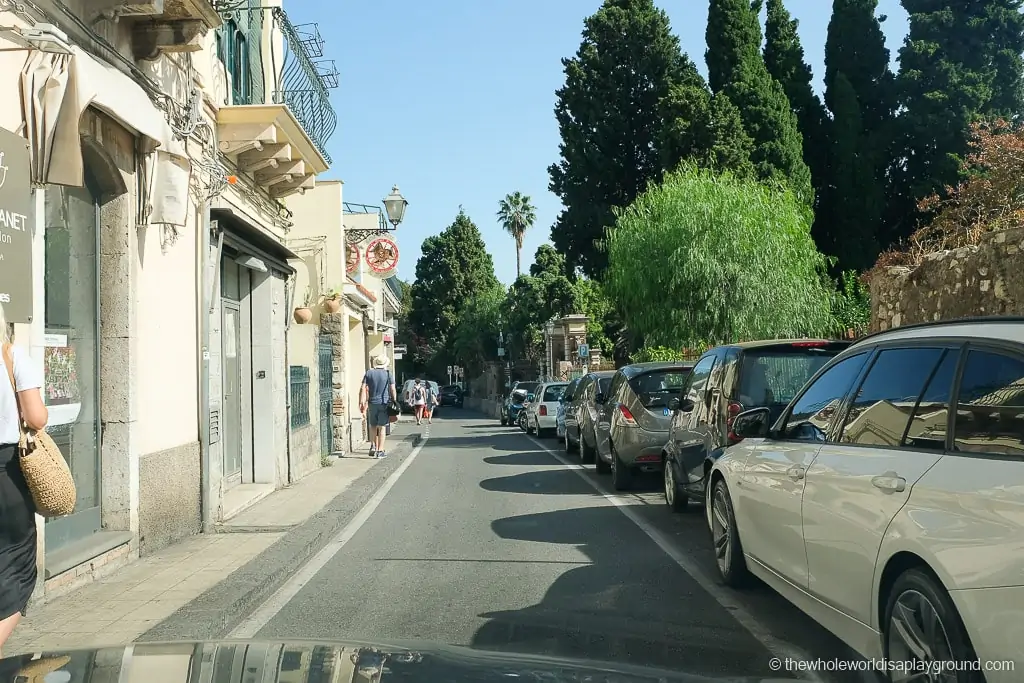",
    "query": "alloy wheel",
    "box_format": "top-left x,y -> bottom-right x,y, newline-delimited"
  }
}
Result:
887,590 -> 957,683
711,485 -> 732,574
